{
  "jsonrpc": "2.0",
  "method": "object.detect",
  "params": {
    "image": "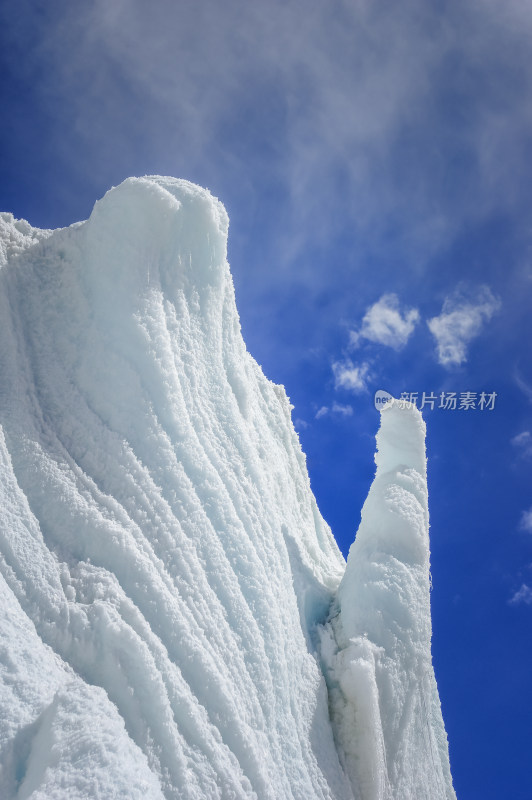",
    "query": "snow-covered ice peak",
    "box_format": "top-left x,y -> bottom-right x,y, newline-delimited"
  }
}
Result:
85,177 -> 229,307
320,399 -> 455,800
0,180 -> 454,800
374,399 -> 427,479
0,177 -> 350,799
